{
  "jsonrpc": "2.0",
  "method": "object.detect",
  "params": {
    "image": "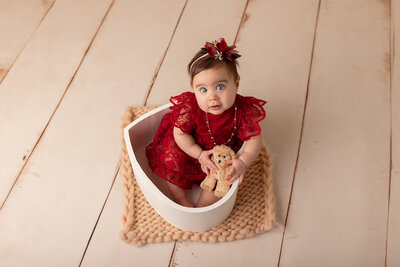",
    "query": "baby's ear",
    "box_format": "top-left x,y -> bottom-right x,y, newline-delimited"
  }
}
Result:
235,75 -> 240,91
